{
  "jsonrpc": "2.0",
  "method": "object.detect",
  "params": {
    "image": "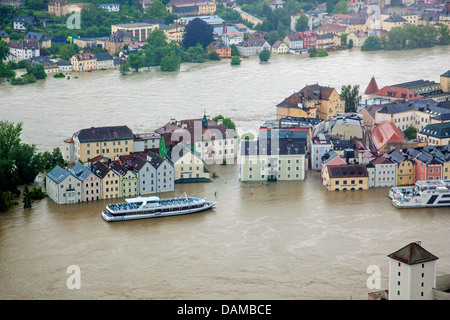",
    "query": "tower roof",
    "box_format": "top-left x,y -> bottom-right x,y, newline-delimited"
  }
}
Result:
364,76 -> 379,95
387,242 -> 439,265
